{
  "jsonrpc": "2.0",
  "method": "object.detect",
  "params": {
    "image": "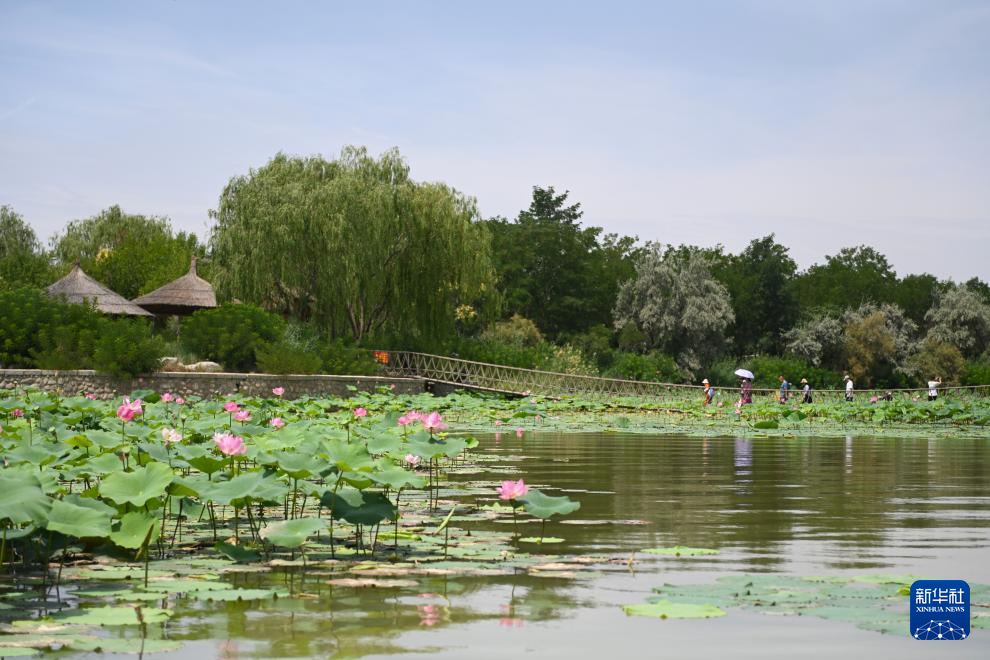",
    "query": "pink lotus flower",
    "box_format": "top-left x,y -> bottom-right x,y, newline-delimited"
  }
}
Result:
717,401 -> 724,408
272,387 -> 285,397
494,420 -> 503,427
870,395 -> 879,403
161,428 -> 182,446
353,407 -> 368,418
223,401 -> 240,413
175,396 -> 185,405
496,479 -> 528,500
399,411 -> 423,426
270,417 -> 285,429
161,392 -> 174,403
12,408 -> 24,418
405,454 -> 421,467
213,431 -> 247,456
85,393 -> 97,400
234,410 -> 251,422
116,397 -> 142,422
421,412 -> 448,432
515,427 -> 525,438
